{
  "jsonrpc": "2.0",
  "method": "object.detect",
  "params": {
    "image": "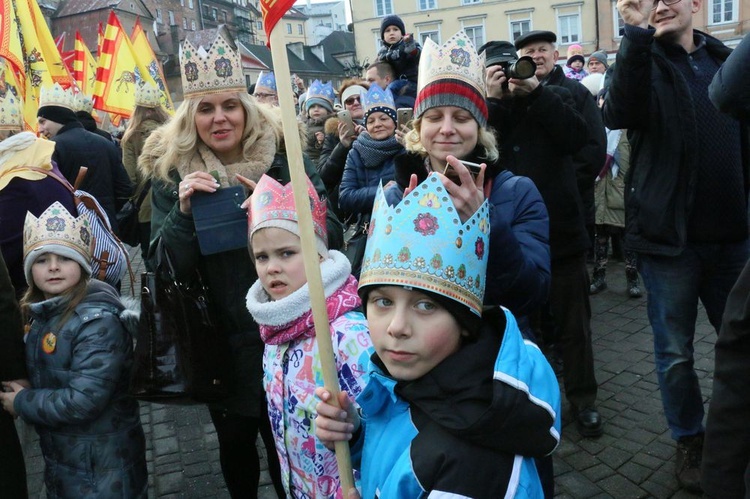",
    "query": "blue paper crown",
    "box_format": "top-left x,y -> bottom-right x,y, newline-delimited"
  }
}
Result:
359,175 -> 490,316
256,71 -> 277,92
306,79 -> 335,105
361,84 -> 397,123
